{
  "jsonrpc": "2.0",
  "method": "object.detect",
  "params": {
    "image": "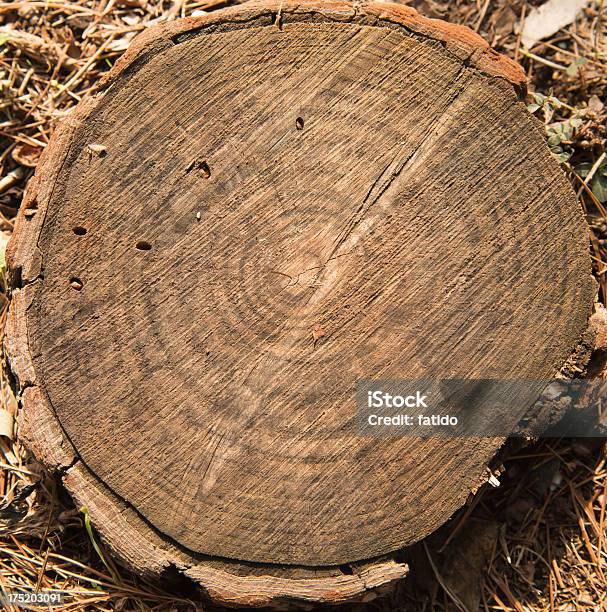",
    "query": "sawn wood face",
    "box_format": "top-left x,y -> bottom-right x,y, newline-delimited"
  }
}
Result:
10,3 -> 594,569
